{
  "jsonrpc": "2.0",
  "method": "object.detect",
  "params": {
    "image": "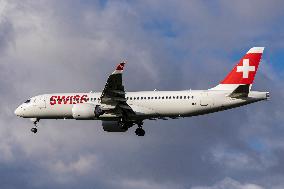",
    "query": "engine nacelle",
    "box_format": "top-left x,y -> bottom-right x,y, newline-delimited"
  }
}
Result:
102,121 -> 128,132
72,103 -> 96,120
94,105 -> 104,117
